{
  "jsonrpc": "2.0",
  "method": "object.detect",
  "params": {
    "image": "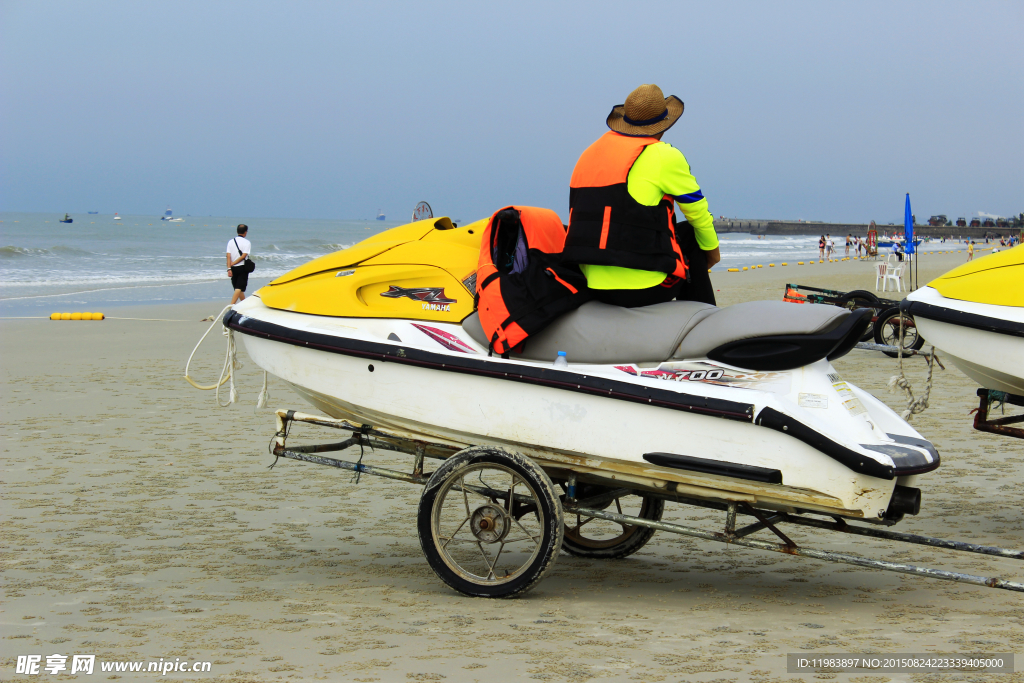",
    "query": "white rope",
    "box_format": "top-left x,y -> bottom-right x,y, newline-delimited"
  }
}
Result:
886,313 -> 940,421
184,305 -> 270,409
217,325 -> 242,407
106,316 -> 194,321
255,370 -> 270,411
184,305 -> 234,392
